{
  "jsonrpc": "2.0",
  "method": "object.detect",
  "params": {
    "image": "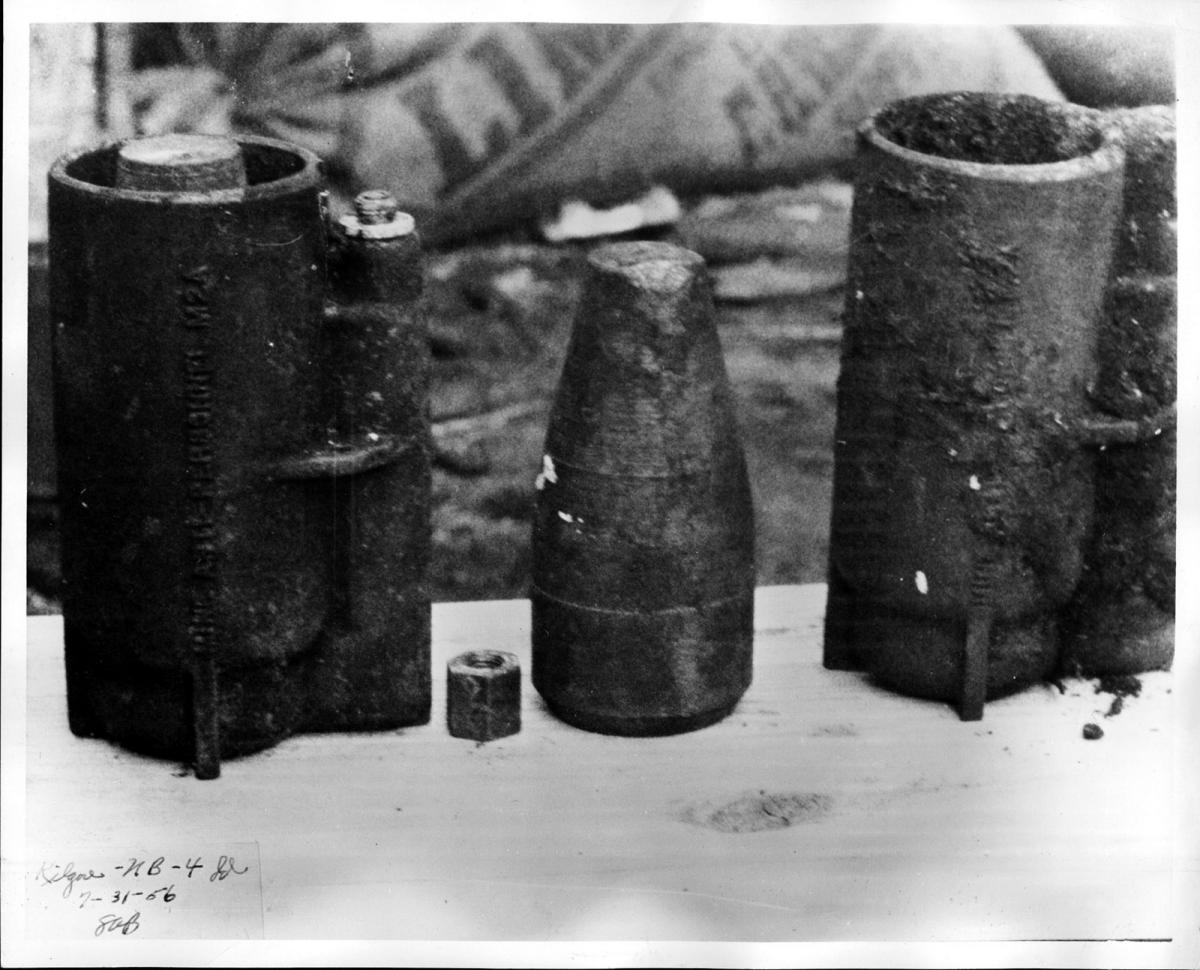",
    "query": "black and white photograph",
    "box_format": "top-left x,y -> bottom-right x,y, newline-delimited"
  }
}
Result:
3,2 -> 1197,966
